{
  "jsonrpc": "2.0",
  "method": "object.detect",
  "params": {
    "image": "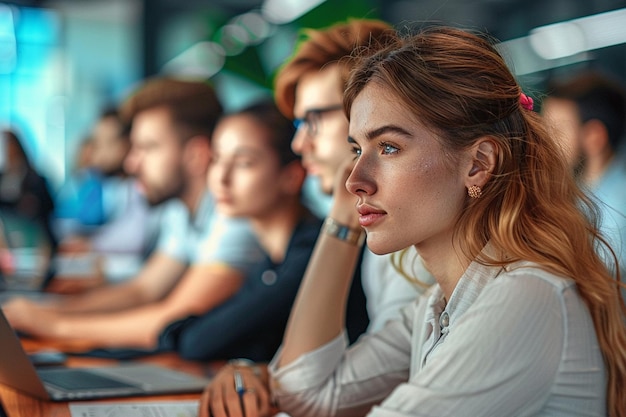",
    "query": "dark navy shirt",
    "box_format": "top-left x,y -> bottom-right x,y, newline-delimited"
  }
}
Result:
160,213 -> 370,362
